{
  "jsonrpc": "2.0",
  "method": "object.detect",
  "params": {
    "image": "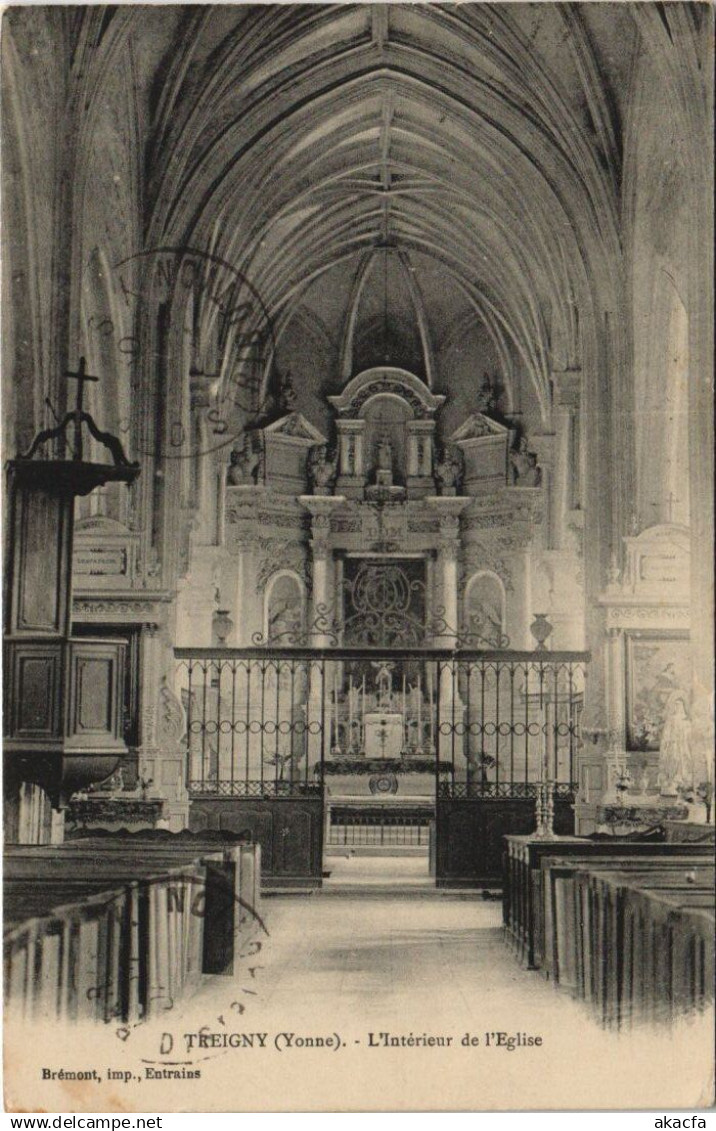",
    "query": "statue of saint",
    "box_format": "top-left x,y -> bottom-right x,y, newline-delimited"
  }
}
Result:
510,440 -> 542,487
308,444 -> 337,492
658,692 -> 693,795
228,439 -> 261,485
434,447 -> 463,495
376,435 -> 393,473
371,660 -> 395,707
475,373 -> 496,414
